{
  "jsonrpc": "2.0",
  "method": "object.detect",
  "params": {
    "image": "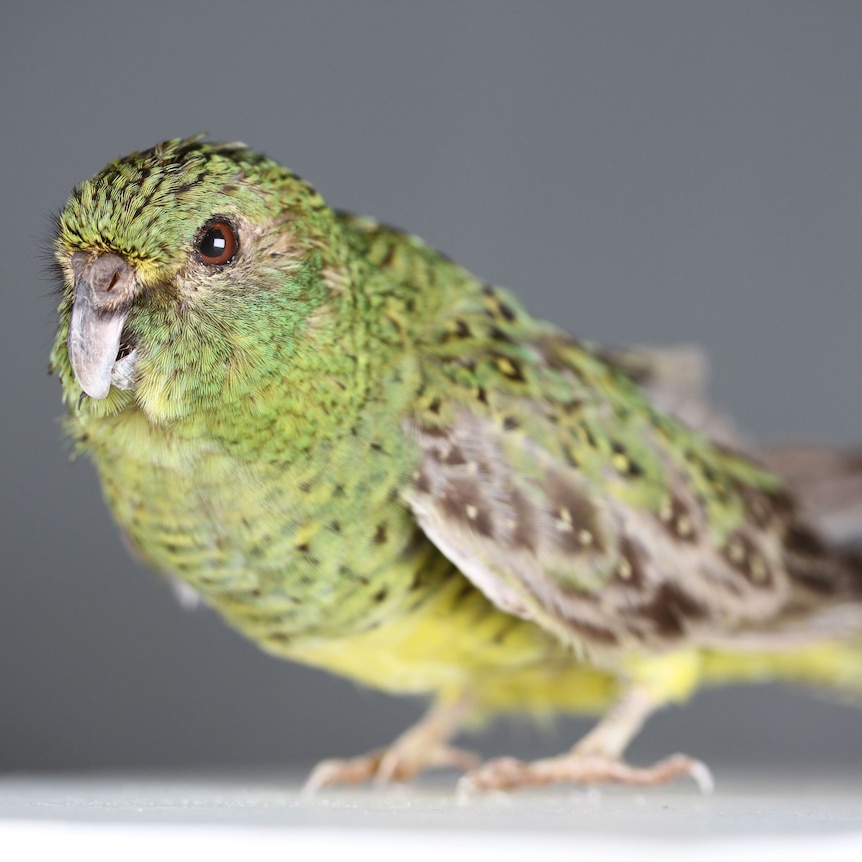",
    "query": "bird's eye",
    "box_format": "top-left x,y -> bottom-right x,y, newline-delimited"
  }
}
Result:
196,220 -> 238,266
